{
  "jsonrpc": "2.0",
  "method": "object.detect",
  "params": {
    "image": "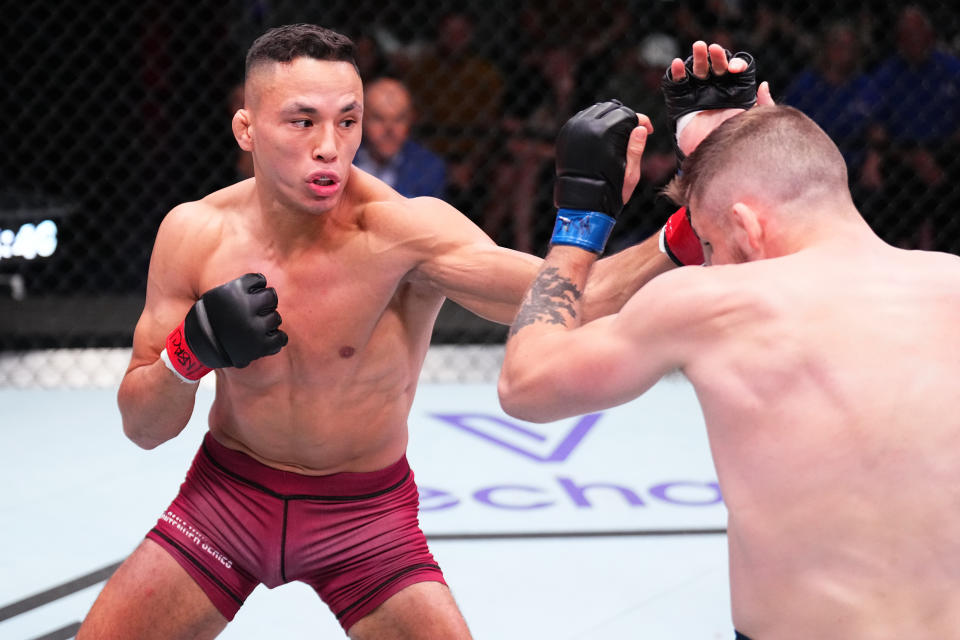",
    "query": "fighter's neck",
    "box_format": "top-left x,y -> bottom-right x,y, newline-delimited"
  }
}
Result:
782,216 -> 884,258
251,181 -> 361,254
